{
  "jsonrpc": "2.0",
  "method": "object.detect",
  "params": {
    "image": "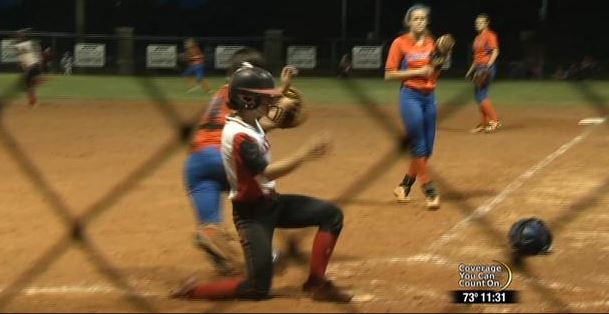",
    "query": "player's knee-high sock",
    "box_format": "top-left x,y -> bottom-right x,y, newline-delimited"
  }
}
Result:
307,231 -> 338,284
479,105 -> 488,125
481,99 -> 498,121
188,279 -> 241,299
413,157 -> 429,185
404,160 -> 417,180
27,88 -> 37,106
